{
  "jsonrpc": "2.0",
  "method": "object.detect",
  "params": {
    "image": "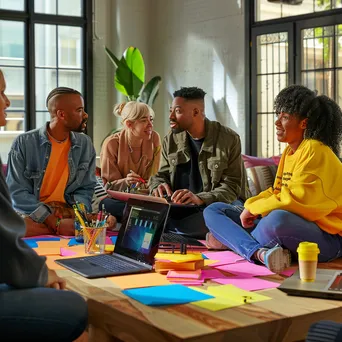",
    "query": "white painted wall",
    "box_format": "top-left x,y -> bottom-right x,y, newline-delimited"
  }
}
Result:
93,0 -> 246,158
